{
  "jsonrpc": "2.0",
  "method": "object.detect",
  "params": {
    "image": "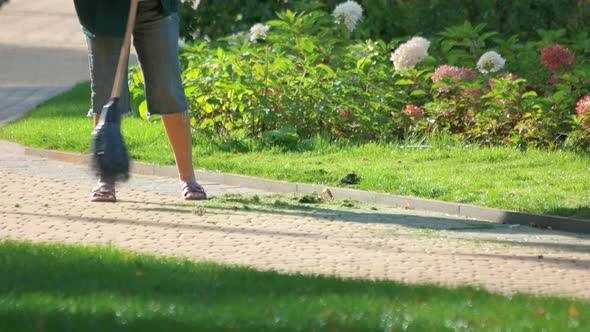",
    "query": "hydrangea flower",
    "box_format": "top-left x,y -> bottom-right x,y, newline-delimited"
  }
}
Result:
333,0 -> 363,32
576,96 -> 590,128
432,64 -> 475,83
250,23 -> 270,41
476,51 -> 505,74
540,44 -> 575,72
402,104 -> 424,118
390,37 -> 431,72
576,96 -> 590,120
